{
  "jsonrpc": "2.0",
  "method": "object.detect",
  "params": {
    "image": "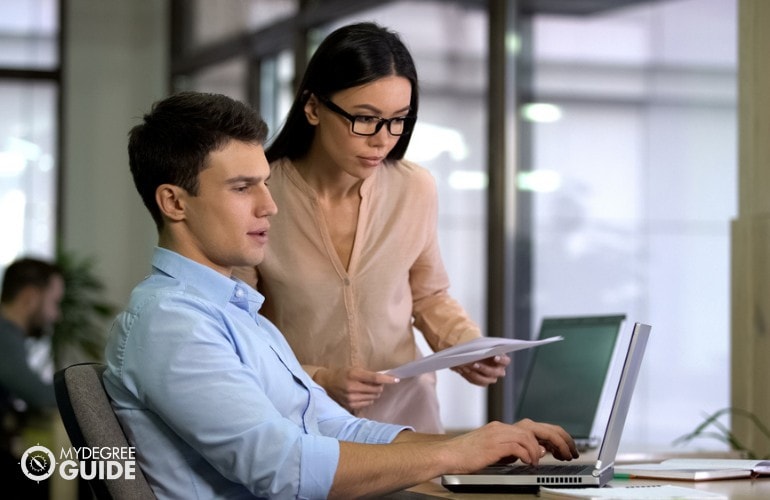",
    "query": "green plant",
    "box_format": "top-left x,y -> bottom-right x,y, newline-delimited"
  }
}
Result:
673,407 -> 770,460
50,249 -> 117,368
